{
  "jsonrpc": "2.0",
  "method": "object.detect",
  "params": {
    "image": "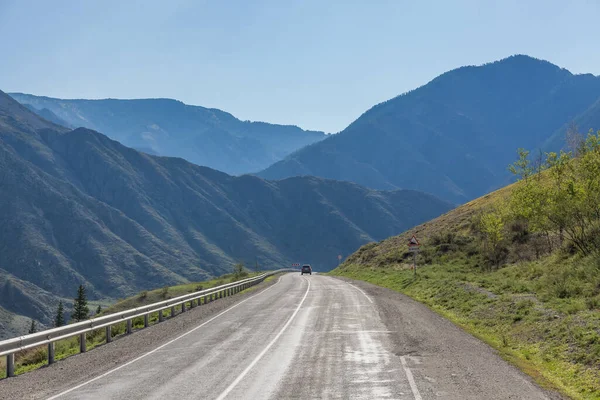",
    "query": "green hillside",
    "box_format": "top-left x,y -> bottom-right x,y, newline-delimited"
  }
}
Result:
332,134 -> 600,399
